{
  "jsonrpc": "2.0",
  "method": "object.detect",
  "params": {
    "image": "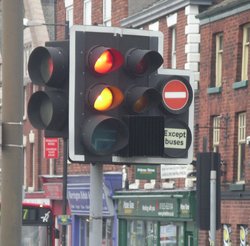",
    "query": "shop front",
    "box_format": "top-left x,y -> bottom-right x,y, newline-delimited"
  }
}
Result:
114,190 -> 197,246
67,172 -> 122,246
